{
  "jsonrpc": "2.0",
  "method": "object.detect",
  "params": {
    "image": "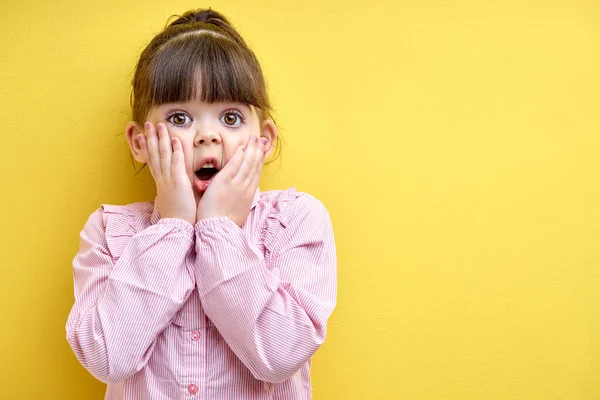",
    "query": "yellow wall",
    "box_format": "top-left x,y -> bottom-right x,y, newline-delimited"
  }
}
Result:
1,0 -> 599,398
